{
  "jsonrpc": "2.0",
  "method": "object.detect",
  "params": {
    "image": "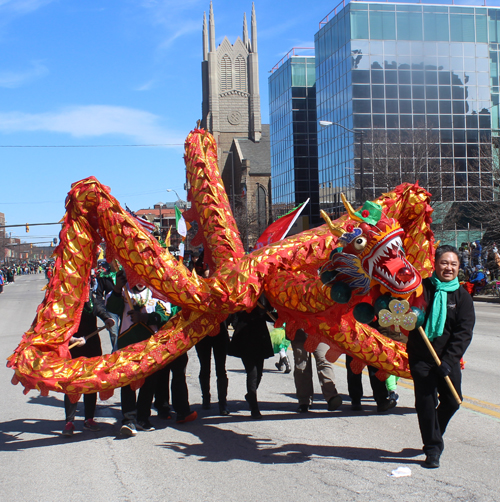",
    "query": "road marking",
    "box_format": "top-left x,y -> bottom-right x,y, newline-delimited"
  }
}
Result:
333,360 -> 500,419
